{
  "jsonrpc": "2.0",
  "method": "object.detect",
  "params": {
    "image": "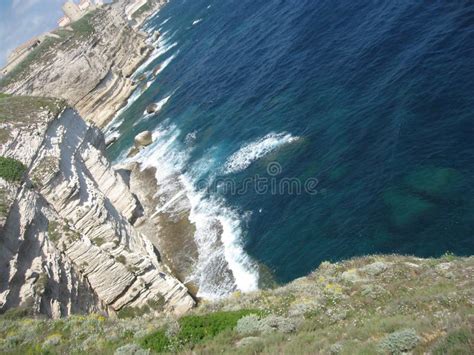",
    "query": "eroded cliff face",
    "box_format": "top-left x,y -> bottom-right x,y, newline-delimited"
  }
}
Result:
0,100 -> 194,318
1,0 -> 165,128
